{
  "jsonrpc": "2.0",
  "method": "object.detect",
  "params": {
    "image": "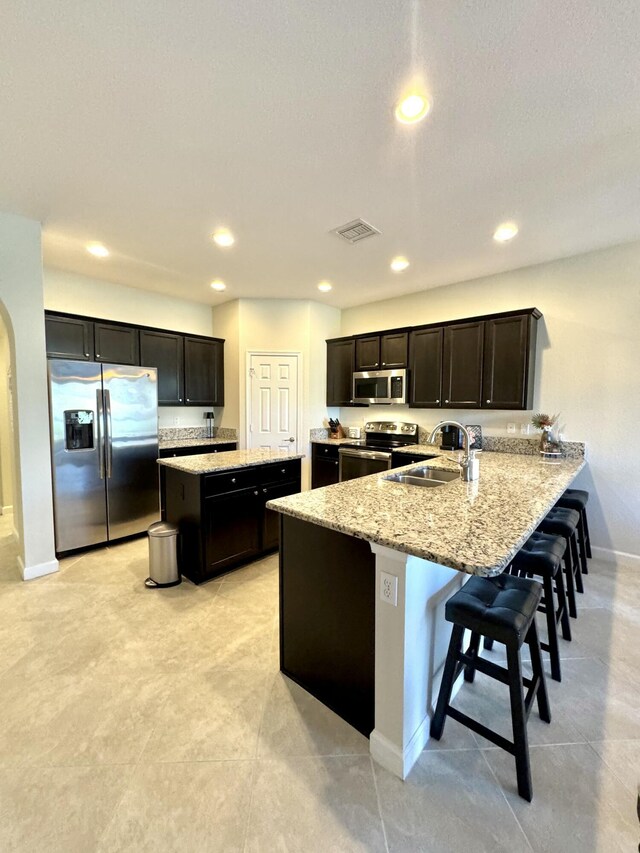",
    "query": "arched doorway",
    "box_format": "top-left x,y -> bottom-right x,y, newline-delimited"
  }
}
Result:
0,311 -> 19,576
